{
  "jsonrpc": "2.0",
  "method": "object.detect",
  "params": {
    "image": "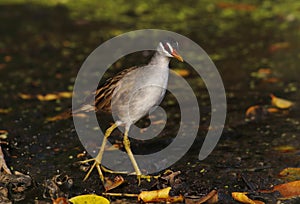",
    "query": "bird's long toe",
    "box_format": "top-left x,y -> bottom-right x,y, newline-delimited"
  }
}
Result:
82,160 -> 105,184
